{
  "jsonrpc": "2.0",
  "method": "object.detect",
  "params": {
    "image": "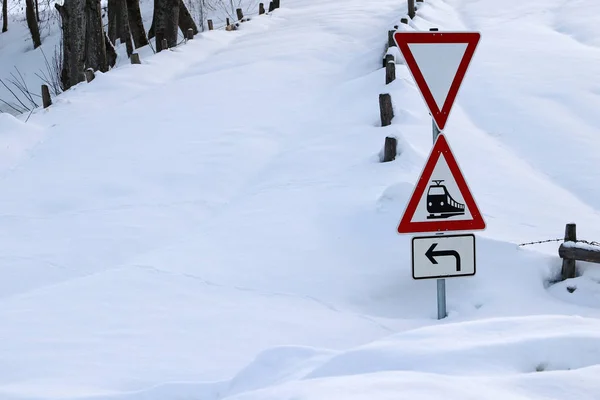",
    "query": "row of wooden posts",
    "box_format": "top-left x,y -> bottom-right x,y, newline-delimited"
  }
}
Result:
379,14 -> 422,163
40,1 -> 282,110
